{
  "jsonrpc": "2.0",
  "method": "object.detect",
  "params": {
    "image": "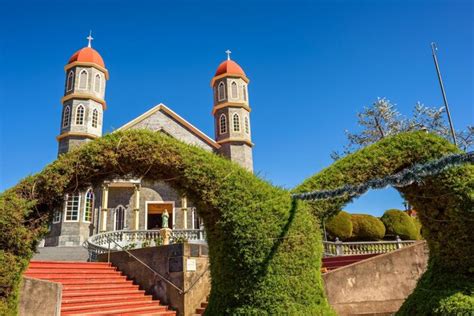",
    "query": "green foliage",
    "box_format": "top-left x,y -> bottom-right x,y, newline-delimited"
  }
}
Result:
380,209 -> 418,240
350,214 -> 385,241
325,211 -> 352,240
2,129 -> 472,315
294,131 -> 473,315
0,130 -> 334,315
411,216 -> 423,240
